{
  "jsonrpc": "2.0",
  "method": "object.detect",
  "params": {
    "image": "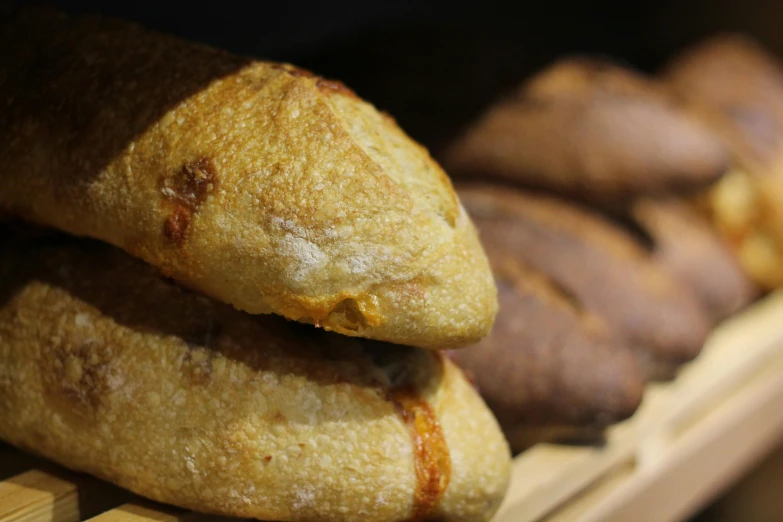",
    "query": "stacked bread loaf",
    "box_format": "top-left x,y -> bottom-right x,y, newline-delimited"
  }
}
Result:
443,56 -> 760,452
0,8 -> 511,522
